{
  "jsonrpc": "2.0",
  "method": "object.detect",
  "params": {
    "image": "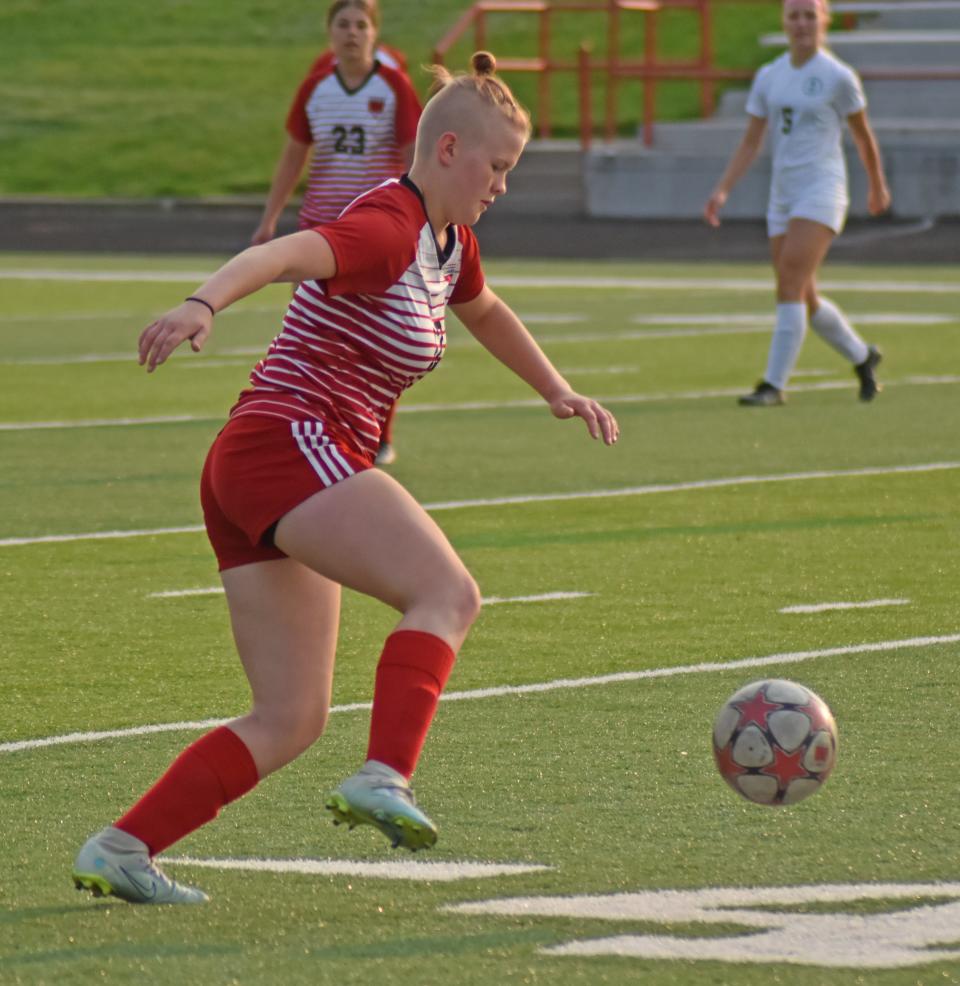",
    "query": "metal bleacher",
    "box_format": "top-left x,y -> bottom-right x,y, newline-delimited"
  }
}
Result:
583,0 -> 960,221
